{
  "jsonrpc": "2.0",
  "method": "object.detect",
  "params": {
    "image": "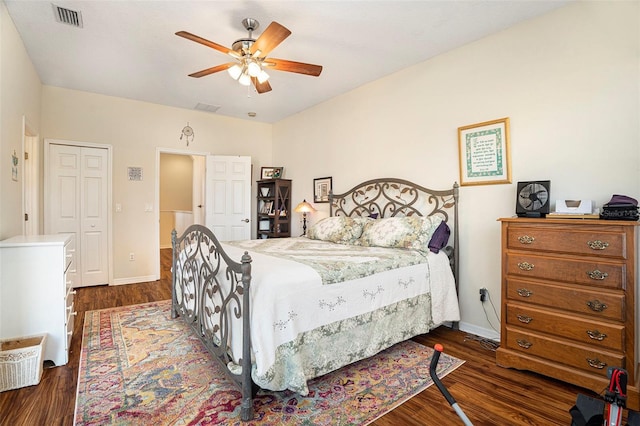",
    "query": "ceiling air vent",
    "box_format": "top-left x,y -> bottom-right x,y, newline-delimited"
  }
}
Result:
195,103 -> 221,113
52,4 -> 83,28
